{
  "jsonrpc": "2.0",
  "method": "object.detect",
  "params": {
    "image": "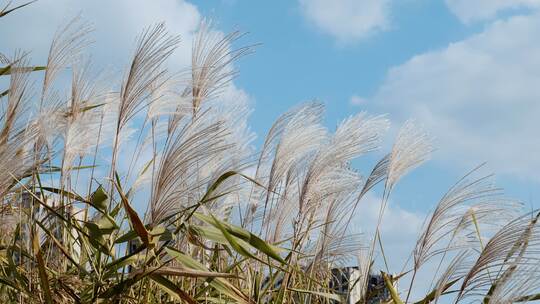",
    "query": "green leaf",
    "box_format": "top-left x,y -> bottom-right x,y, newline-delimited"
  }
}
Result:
149,225 -> 172,242
165,247 -> 251,304
103,250 -> 146,279
115,226 -> 171,244
252,270 -> 261,301
194,212 -> 286,264
114,173 -> 151,247
115,230 -> 138,244
84,214 -> 118,256
90,185 -> 108,213
85,213 -> 118,235
0,1 -> 36,17
170,170 -> 266,226
104,264 -> 233,301
98,270 -> 148,298
40,186 -> 87,202
414,278 -> 459,304
188,224 -> 233,245
289,288 -> 342,303
207,213 -> 259,261
149,274 -> 196,304
132,266 -> 238,279
382,272 -> 404,304
81,103 -> 105,112
0,65 -> 45,75
32,229 -> 53,304
515,293 -> 540,302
